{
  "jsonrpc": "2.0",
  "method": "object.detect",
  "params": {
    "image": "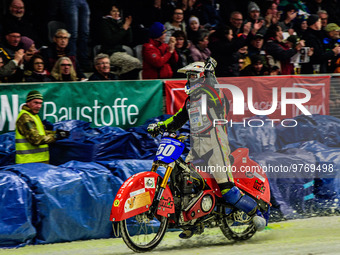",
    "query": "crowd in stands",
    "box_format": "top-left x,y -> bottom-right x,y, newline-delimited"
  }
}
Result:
2,0 -> 340,83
